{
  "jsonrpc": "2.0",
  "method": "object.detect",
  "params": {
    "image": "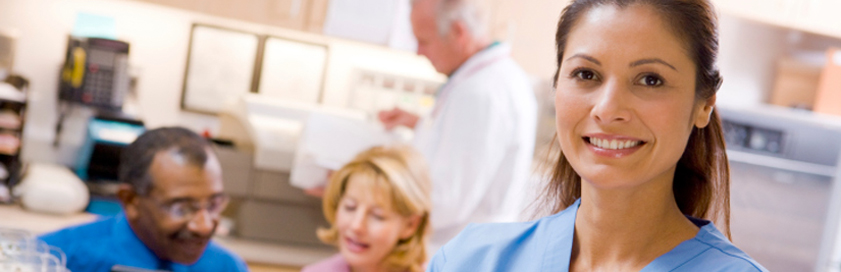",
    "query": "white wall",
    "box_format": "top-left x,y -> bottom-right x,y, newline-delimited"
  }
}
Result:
0,0 -> 441,165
